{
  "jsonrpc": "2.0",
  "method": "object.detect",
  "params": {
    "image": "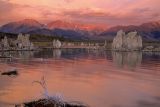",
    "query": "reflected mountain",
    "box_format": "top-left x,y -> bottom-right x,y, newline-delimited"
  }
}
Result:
112,52 -> 142,69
